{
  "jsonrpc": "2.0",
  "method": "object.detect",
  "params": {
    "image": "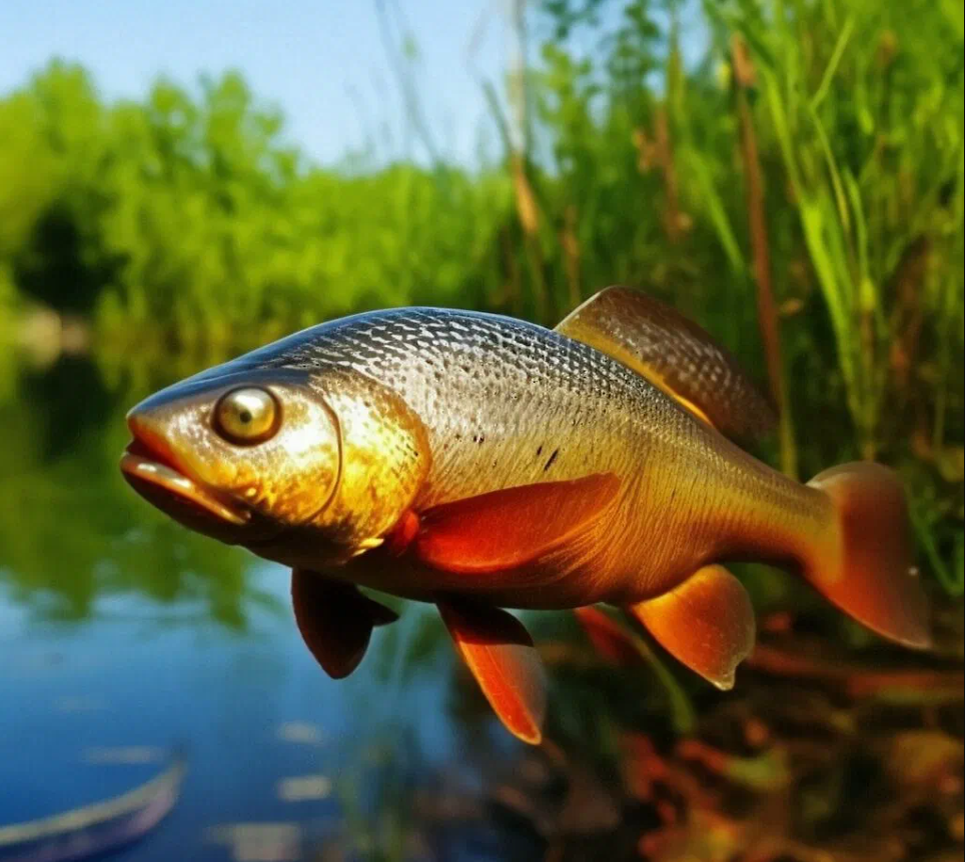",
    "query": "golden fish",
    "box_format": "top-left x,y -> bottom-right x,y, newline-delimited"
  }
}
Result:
121,287 -> 931,743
